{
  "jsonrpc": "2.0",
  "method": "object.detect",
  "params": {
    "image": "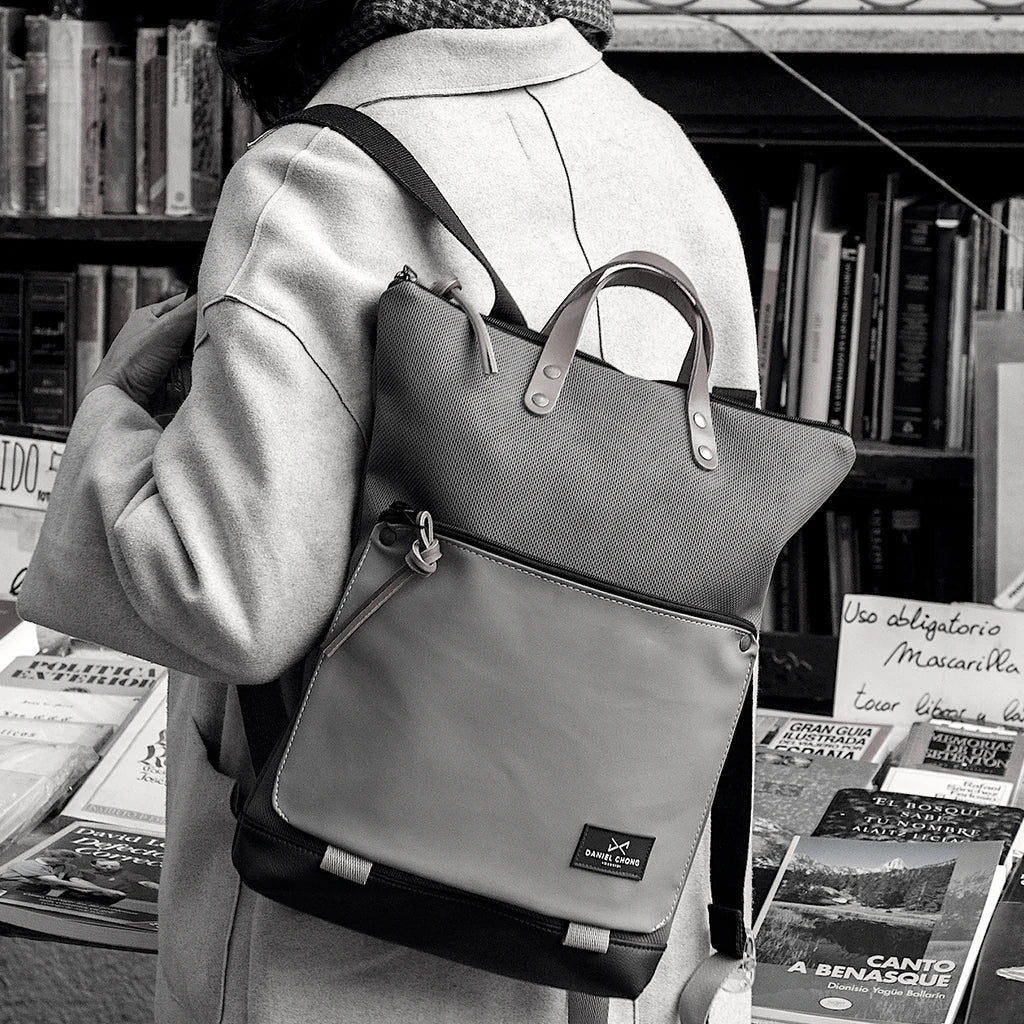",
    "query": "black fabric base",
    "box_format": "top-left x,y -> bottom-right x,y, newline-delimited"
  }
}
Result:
232,736 -> 668,999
